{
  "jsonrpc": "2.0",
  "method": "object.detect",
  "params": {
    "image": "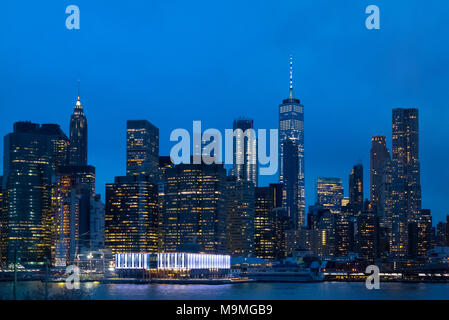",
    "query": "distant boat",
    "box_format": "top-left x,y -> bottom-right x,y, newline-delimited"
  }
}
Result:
246,265 -> 324,282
